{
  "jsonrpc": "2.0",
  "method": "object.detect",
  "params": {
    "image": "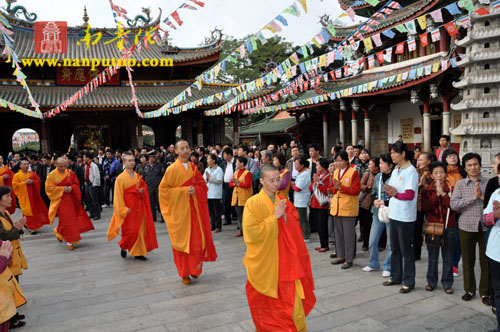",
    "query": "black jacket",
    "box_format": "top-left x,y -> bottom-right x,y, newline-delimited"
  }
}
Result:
221,158 -> 237,184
